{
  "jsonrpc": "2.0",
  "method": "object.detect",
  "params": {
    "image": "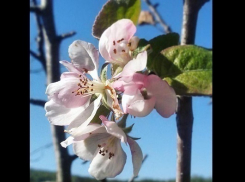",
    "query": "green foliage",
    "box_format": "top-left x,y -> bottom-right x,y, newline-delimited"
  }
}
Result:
30,169 -> 212,182
161,45 -> 212,96
100,63 -> 109,83
92,0 -> 141,39
144,32 -> 212,96
146,33 -> 180,76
